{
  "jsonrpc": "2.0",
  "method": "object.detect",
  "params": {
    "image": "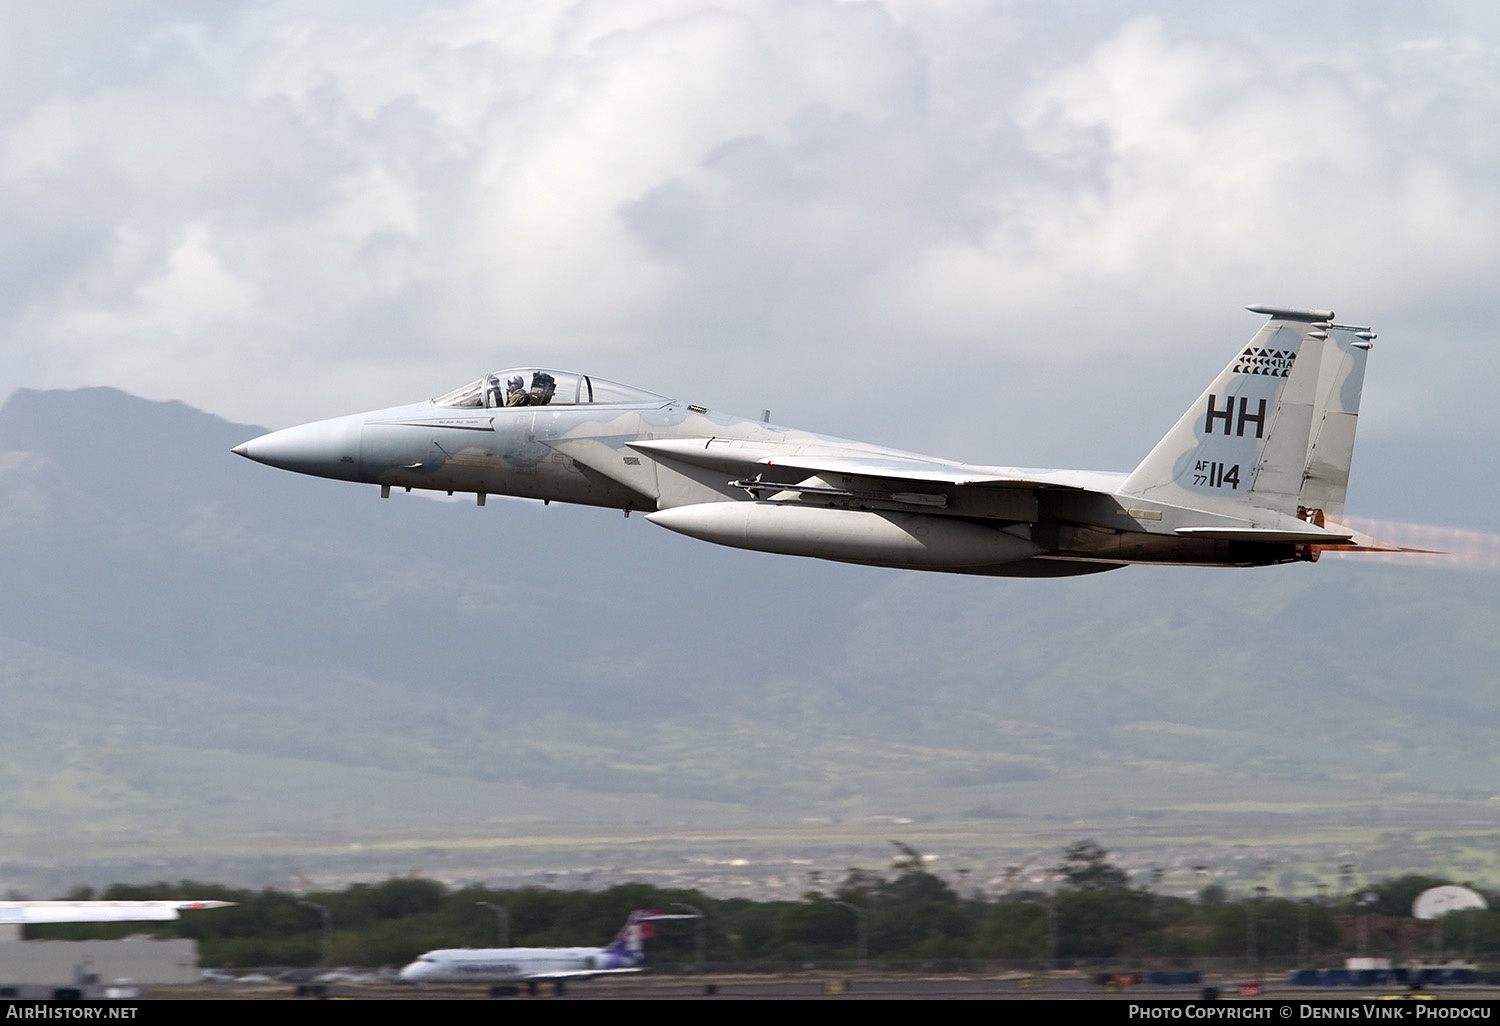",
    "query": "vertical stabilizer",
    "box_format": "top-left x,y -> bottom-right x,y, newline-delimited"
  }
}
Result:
608,911 -> 653,963
1297,323 -> 1373,522
605,909 -> 696,966
1120,306 -> 1337,519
